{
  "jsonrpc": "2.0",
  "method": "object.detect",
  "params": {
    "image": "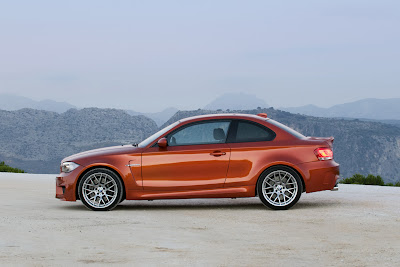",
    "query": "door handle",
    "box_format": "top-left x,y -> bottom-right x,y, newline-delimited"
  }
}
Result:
210,151 -> 226,157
